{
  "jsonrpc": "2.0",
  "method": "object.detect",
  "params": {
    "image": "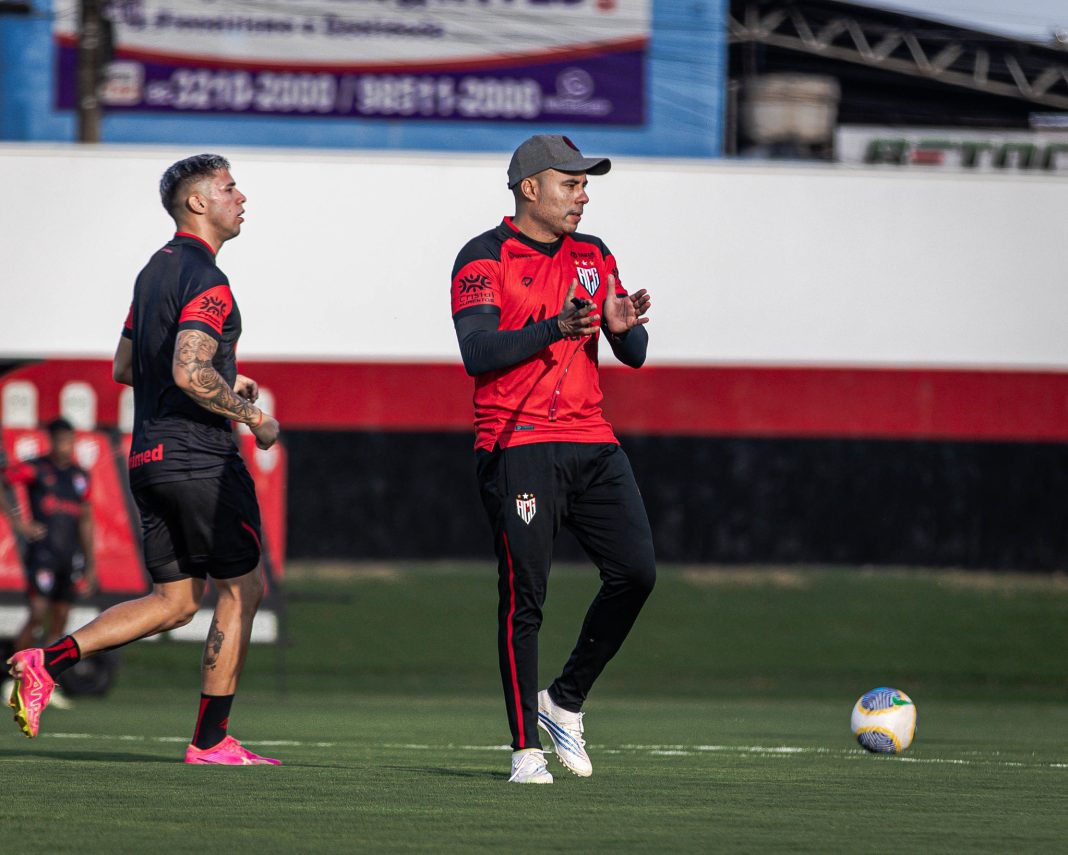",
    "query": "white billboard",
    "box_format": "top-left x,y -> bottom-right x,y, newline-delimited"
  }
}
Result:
1,144 -> 1066,370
